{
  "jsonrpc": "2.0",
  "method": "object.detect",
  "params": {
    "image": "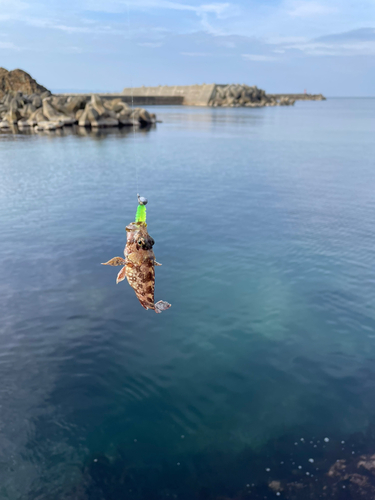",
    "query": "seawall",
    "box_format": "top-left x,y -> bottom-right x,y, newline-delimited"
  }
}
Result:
121,84 -> 216,106
269,93 -> 326,101
54,93 -> 183,106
